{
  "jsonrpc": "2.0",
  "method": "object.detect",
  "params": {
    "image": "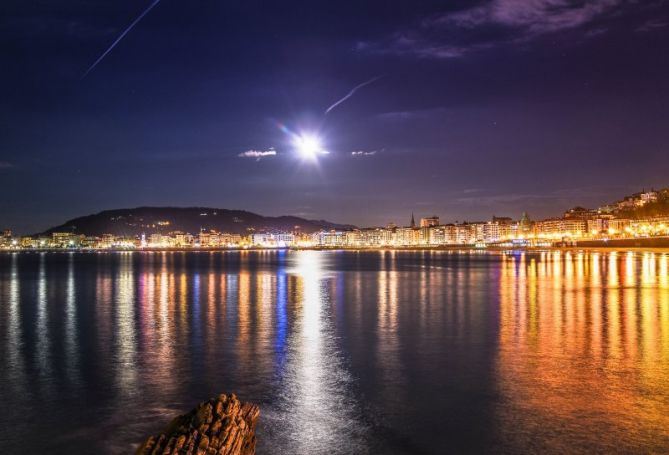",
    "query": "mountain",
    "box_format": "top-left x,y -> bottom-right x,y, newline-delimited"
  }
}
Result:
40,207 -> 355,237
